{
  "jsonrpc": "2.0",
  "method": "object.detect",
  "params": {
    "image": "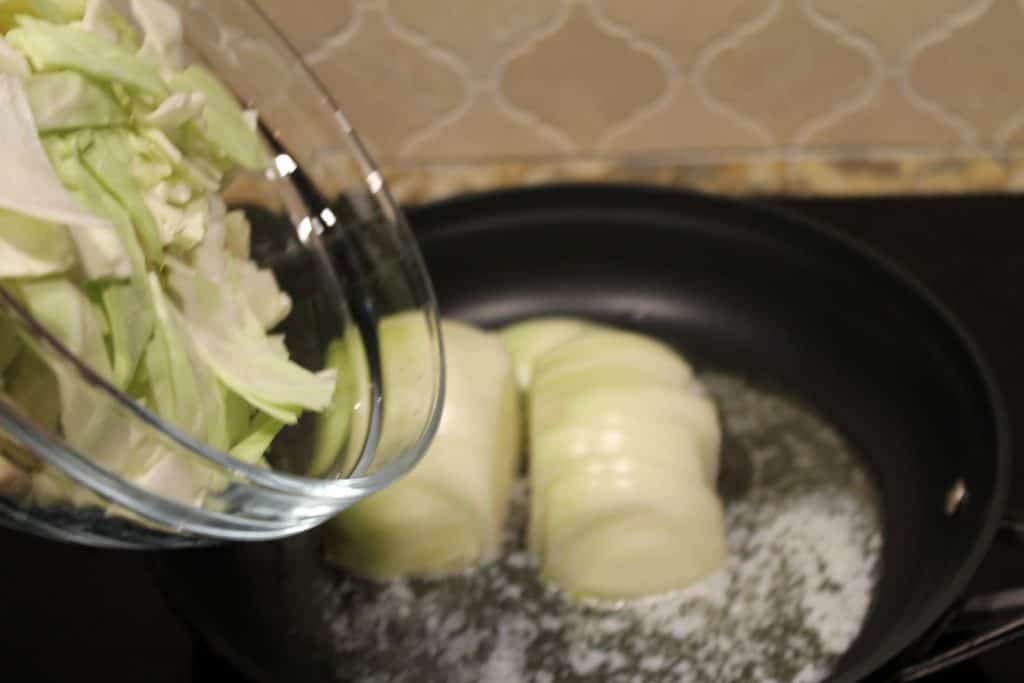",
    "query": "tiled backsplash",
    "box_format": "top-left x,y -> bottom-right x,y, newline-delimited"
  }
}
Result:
254,0 -> 1024,197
